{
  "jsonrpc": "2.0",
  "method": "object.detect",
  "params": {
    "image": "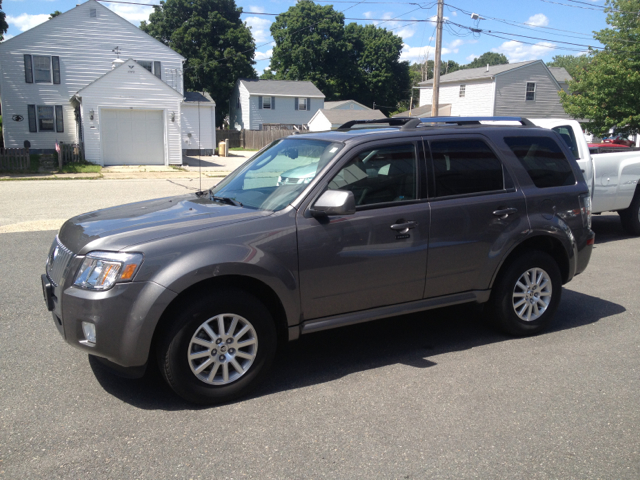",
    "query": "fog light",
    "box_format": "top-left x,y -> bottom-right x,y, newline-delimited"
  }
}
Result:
82,322 -> 96,345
